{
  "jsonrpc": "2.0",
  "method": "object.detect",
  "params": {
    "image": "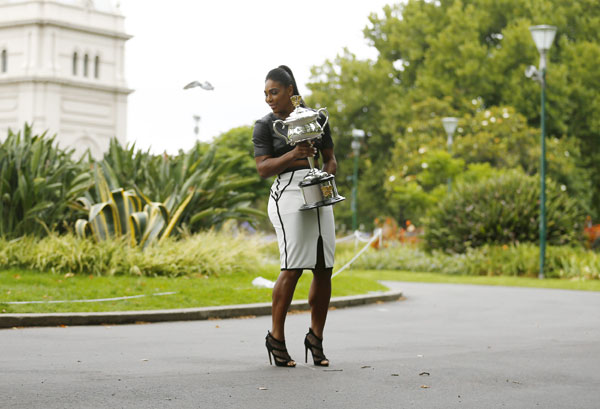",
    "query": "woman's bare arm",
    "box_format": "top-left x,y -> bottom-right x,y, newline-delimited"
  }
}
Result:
255,142 -> 317,178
